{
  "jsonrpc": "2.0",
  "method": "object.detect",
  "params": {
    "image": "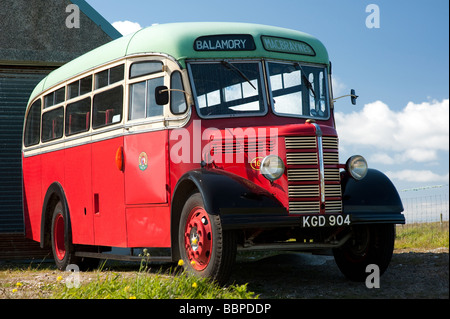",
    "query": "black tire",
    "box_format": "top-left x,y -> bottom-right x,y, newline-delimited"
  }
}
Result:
51,200 -> 98,271
51,201 -> 78,270
333,224 -> 395,282
178,192 -> 237,285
